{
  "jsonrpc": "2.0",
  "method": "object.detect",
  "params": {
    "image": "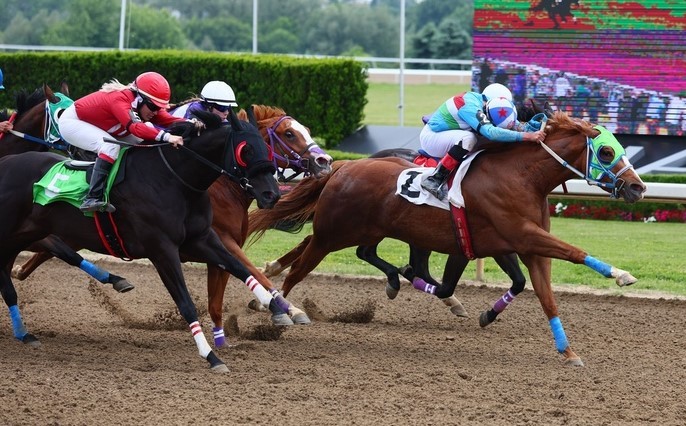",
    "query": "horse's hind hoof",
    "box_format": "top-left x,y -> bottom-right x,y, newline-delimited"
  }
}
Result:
210,363 -> 230,373
271,313 -> 294,326
21,333 -> 41,348
113,279 -> 135,293
291,312 -> 311,325
479,311 -> 493,328
385,283 -> 399,300
248,299 -> 269,312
